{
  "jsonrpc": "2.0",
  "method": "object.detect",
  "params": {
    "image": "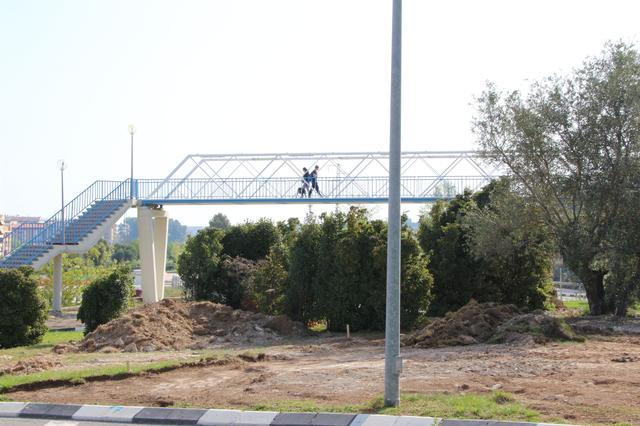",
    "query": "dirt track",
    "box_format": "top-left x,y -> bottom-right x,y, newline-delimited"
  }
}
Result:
9,334 -> 640,425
